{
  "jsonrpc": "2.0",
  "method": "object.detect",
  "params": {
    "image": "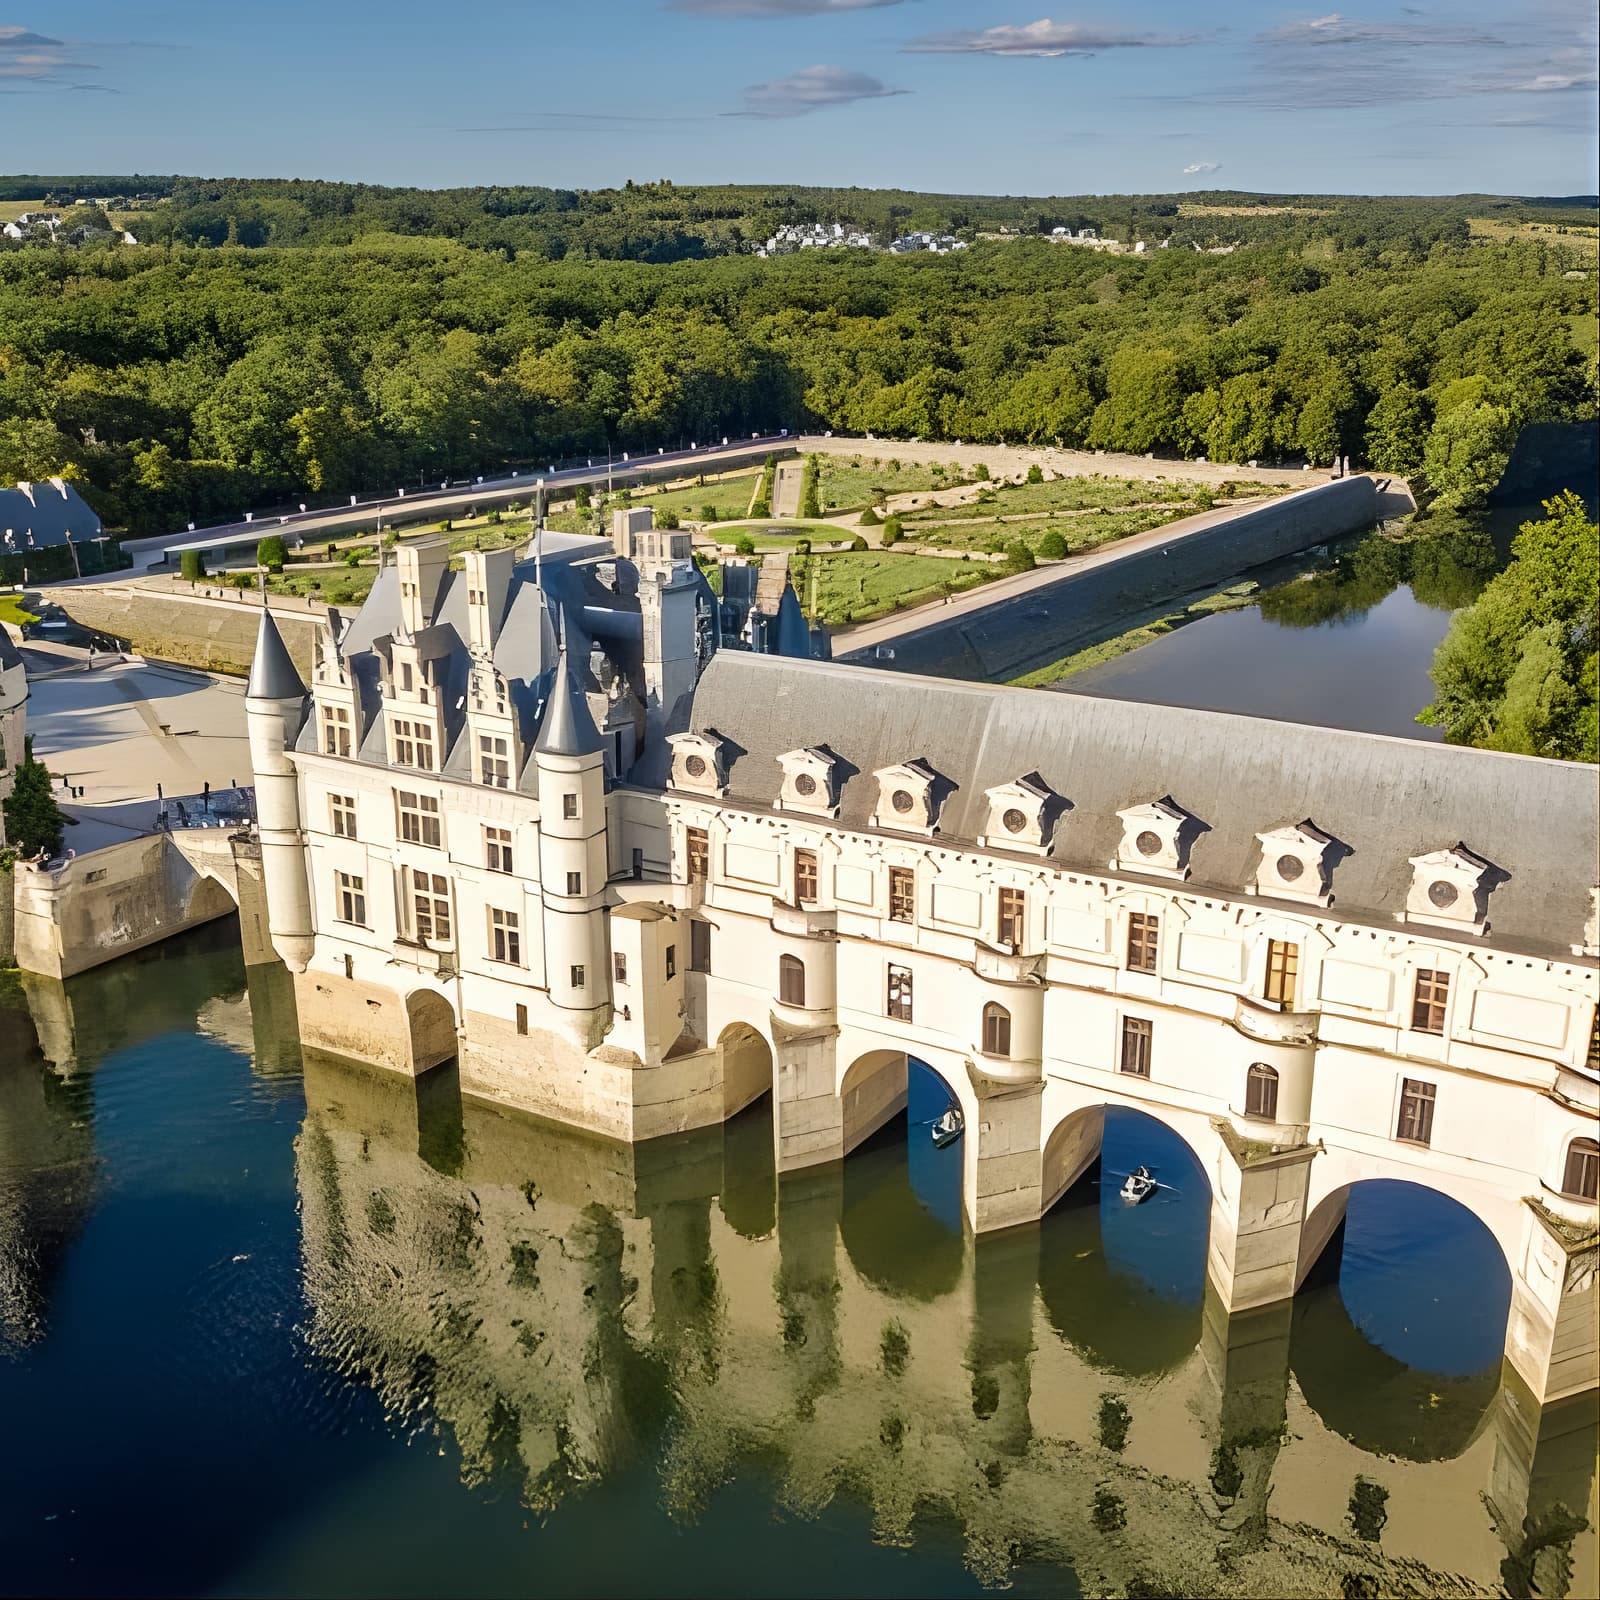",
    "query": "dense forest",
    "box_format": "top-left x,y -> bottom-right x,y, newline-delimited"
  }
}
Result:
0,179 -> 1594,536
